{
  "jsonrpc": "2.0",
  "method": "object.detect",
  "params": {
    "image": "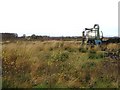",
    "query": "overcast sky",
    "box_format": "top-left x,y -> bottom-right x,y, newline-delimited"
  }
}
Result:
0,0 -> 119,37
